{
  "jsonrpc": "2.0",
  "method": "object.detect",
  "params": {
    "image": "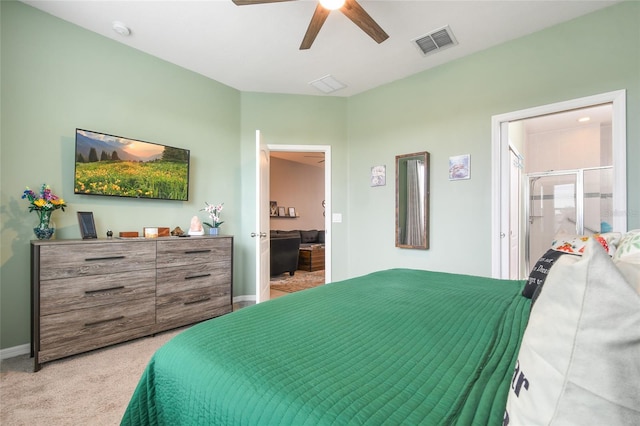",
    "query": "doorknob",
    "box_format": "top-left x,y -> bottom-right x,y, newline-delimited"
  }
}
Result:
250,232 -> 267,238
